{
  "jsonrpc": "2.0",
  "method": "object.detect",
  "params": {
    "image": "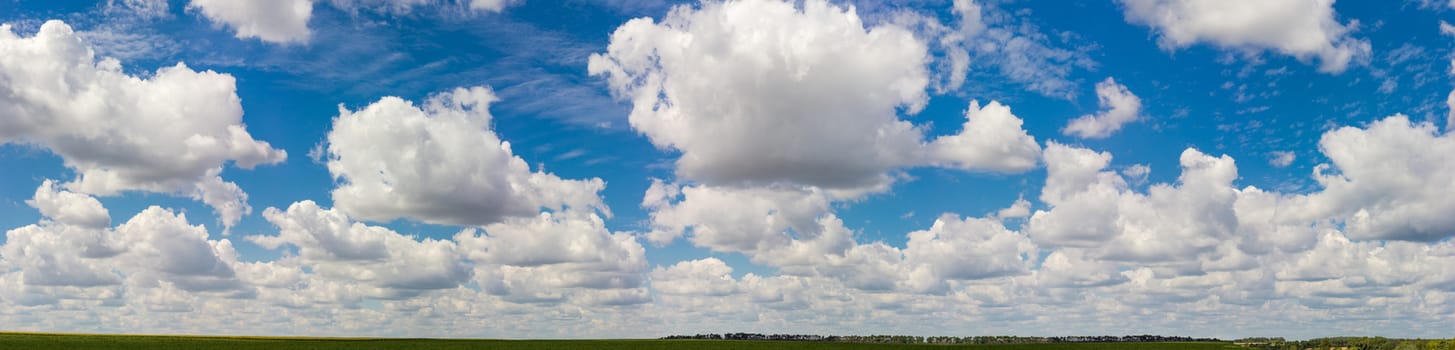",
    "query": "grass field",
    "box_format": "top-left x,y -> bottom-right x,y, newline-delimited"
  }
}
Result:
0,333 -> 1243,350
